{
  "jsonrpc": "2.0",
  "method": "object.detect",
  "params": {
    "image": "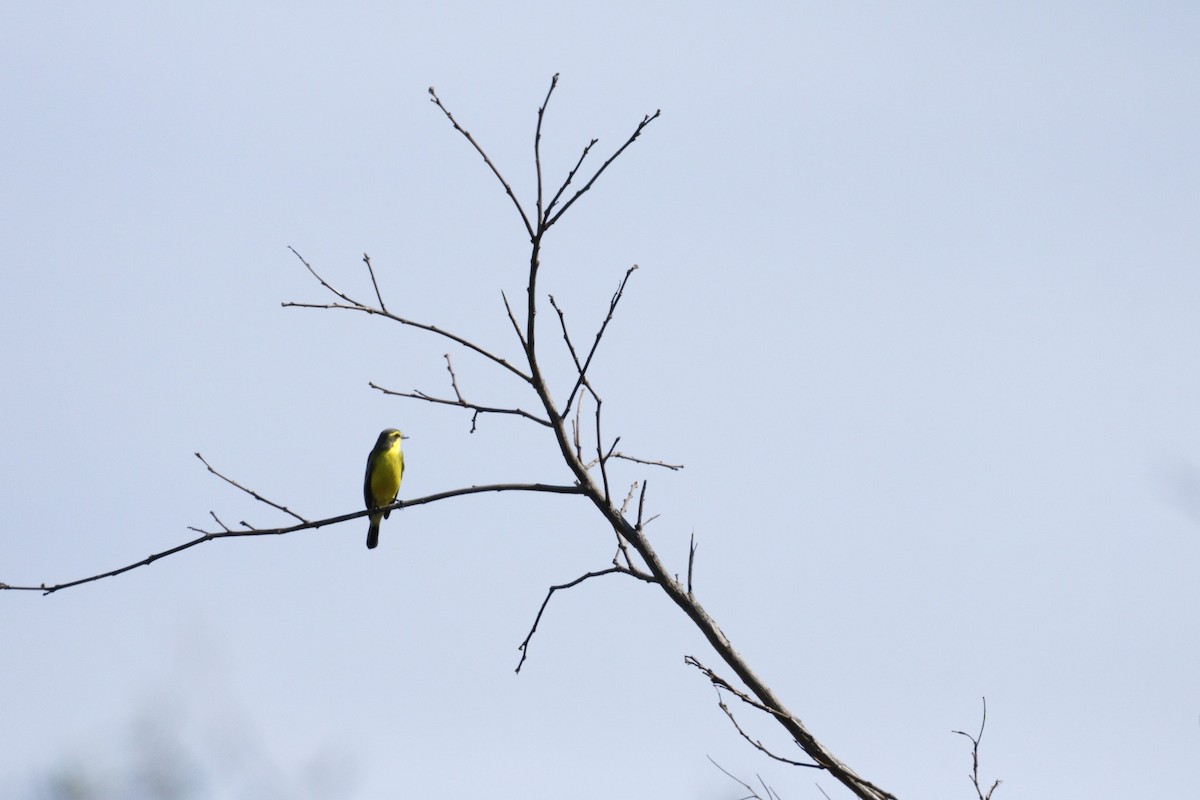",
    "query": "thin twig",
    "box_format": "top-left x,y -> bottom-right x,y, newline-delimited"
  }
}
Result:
534,74 -> 559,225
362,252 -> 386,313
953,698 -> 1002,800
594,396 -> 610,503
428,86 -> 533,238
688,532 -> 697,596
369,382 -> 552,428
636,480 -> 649,531
194,453 -> 308,523
544,138 -> 597,220
610,452 -> 684,471
708,756 -> 764,800
443,353 -> 465,403
563,265 -> 638,416
516,565 -> 656,673
545,110 -> 661,229
713,689 -> 820,768
501,290 -> 528,350
285,248 -> 532,383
